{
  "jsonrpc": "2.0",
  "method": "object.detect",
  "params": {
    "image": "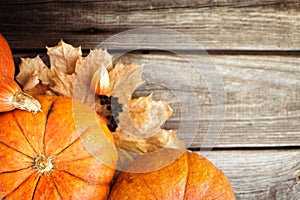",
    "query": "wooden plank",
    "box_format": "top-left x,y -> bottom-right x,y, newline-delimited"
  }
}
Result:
1,0 -> 300,51
205,149 -> 300,199
12,51 -> 300,148
119,53 -> 300,148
